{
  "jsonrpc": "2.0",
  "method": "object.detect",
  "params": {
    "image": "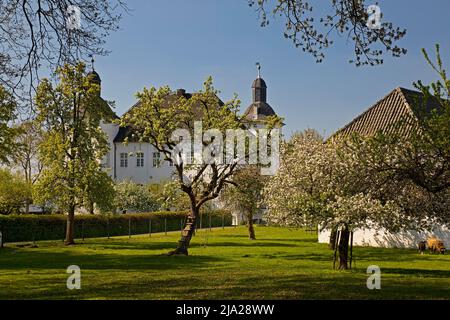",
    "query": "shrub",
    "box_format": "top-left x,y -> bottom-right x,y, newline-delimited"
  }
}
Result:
0,169 -> 31,214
